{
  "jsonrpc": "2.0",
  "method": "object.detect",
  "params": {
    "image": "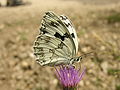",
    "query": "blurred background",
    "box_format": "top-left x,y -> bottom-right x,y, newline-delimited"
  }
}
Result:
0,0 -> 120,90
